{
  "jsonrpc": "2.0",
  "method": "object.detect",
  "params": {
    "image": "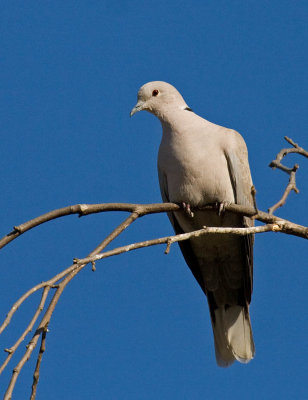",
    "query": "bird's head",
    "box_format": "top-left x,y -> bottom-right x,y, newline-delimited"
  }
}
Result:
130,81 -> 189,119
